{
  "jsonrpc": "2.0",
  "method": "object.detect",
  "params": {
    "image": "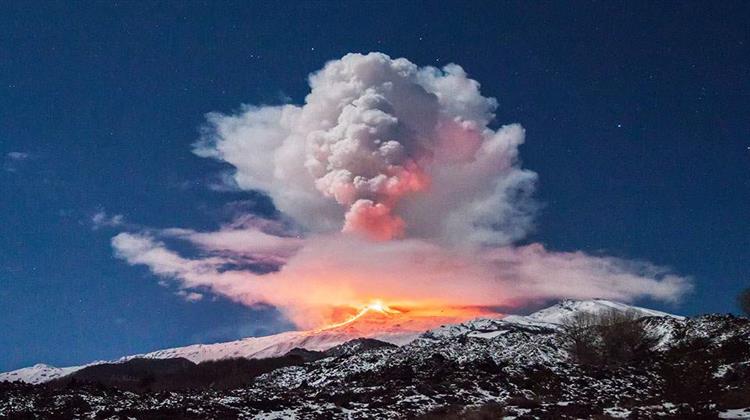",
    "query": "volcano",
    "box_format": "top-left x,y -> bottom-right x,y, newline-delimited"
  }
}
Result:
0,299 -> 669,384
2,299 -> 750,419
0,300 -> 485,384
